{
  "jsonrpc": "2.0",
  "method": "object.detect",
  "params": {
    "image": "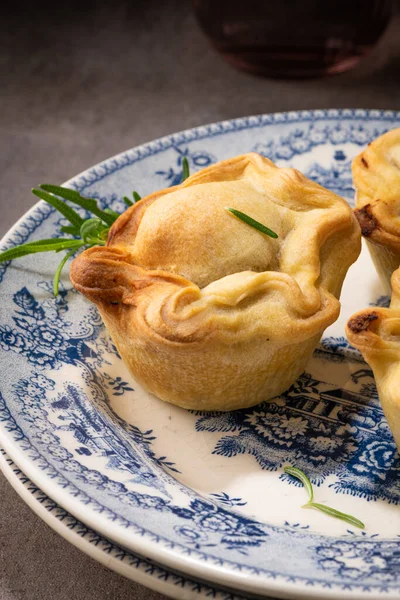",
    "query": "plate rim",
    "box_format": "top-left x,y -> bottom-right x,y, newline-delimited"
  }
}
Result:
0,449 -> 252,600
